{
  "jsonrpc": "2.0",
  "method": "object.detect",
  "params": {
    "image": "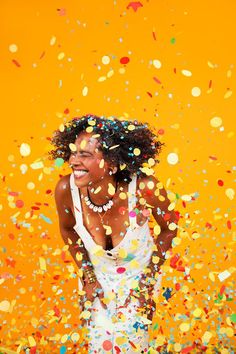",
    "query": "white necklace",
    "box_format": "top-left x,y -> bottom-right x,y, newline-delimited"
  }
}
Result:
84,181 -> 118,213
